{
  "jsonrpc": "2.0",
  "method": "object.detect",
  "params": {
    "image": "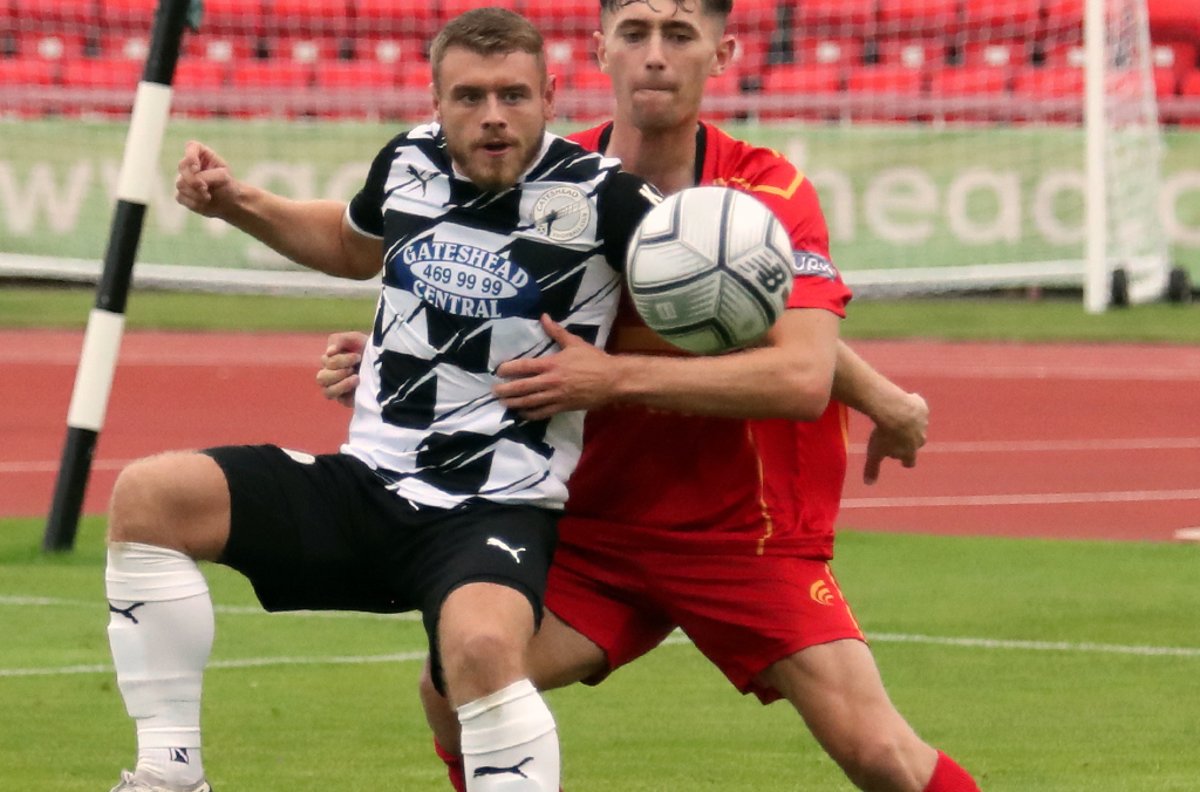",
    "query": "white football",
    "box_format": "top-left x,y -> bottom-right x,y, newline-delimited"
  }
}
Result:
625,186 -> 794,355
